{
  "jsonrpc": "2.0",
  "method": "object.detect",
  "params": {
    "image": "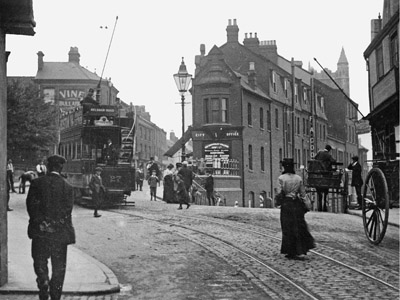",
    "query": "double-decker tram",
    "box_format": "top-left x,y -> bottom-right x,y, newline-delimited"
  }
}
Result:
59,103 -> 136,207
